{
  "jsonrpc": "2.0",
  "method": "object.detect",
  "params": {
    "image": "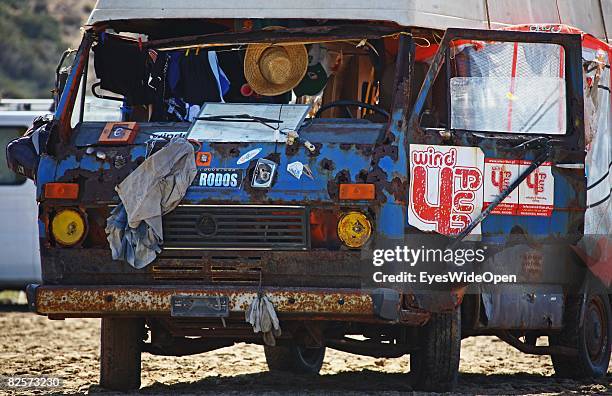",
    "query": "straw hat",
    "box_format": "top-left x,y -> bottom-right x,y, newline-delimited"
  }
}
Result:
244,43 -> 308,96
